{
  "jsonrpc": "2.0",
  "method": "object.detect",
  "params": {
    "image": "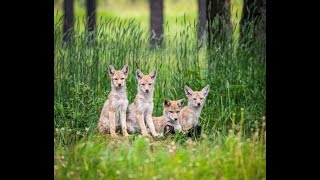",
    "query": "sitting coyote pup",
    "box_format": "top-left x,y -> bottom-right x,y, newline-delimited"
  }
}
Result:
97,65 -> 129,138
152,98 -> 184,135
126,69 -> 158,137
179,85 -> 210,131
